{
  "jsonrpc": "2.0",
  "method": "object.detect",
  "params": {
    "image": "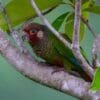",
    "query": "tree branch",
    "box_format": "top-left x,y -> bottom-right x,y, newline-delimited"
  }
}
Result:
0,1 -> 99,99
66,1 -> 98,69
29,0 -> 94,79
72,0 -> 94,79
29,0 -> 71,49
0,29 -> 100,99
65,1 -> 97,38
